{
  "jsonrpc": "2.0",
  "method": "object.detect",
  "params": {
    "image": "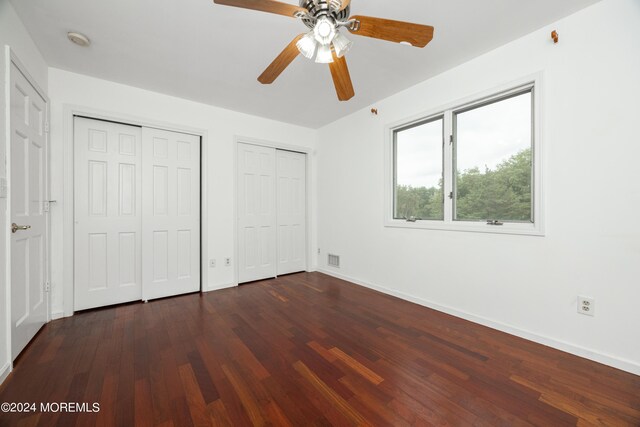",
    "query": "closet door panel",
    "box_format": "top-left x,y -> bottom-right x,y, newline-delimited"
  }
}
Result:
276,150 -> 306,275
74,117 -> 142,310
142,128 -> 201,300
237,143 -> 277,283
